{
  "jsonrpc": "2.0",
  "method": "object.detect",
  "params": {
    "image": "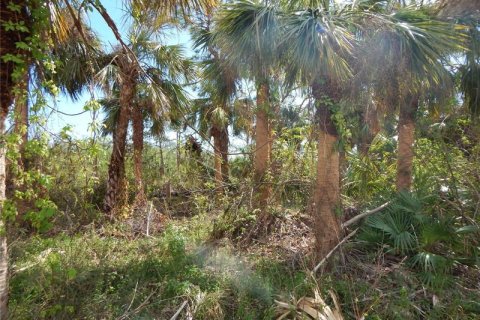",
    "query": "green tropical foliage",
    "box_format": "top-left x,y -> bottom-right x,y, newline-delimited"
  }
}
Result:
2,0 -> 480,319
361,191 -> 479,288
